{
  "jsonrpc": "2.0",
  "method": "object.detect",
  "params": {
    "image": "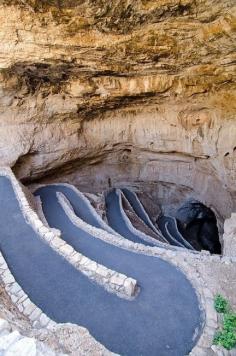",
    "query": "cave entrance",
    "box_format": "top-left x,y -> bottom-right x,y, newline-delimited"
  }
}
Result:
174,199 -> 221,254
